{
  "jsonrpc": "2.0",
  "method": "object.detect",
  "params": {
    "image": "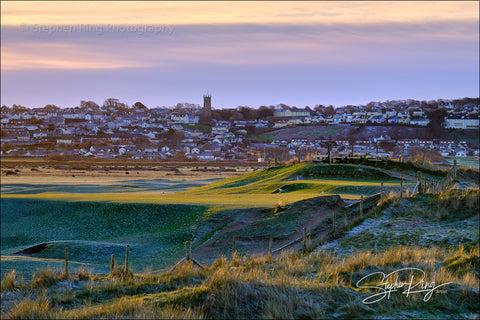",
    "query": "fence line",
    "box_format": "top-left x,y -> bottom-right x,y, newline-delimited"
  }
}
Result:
47,163 -> 460,277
